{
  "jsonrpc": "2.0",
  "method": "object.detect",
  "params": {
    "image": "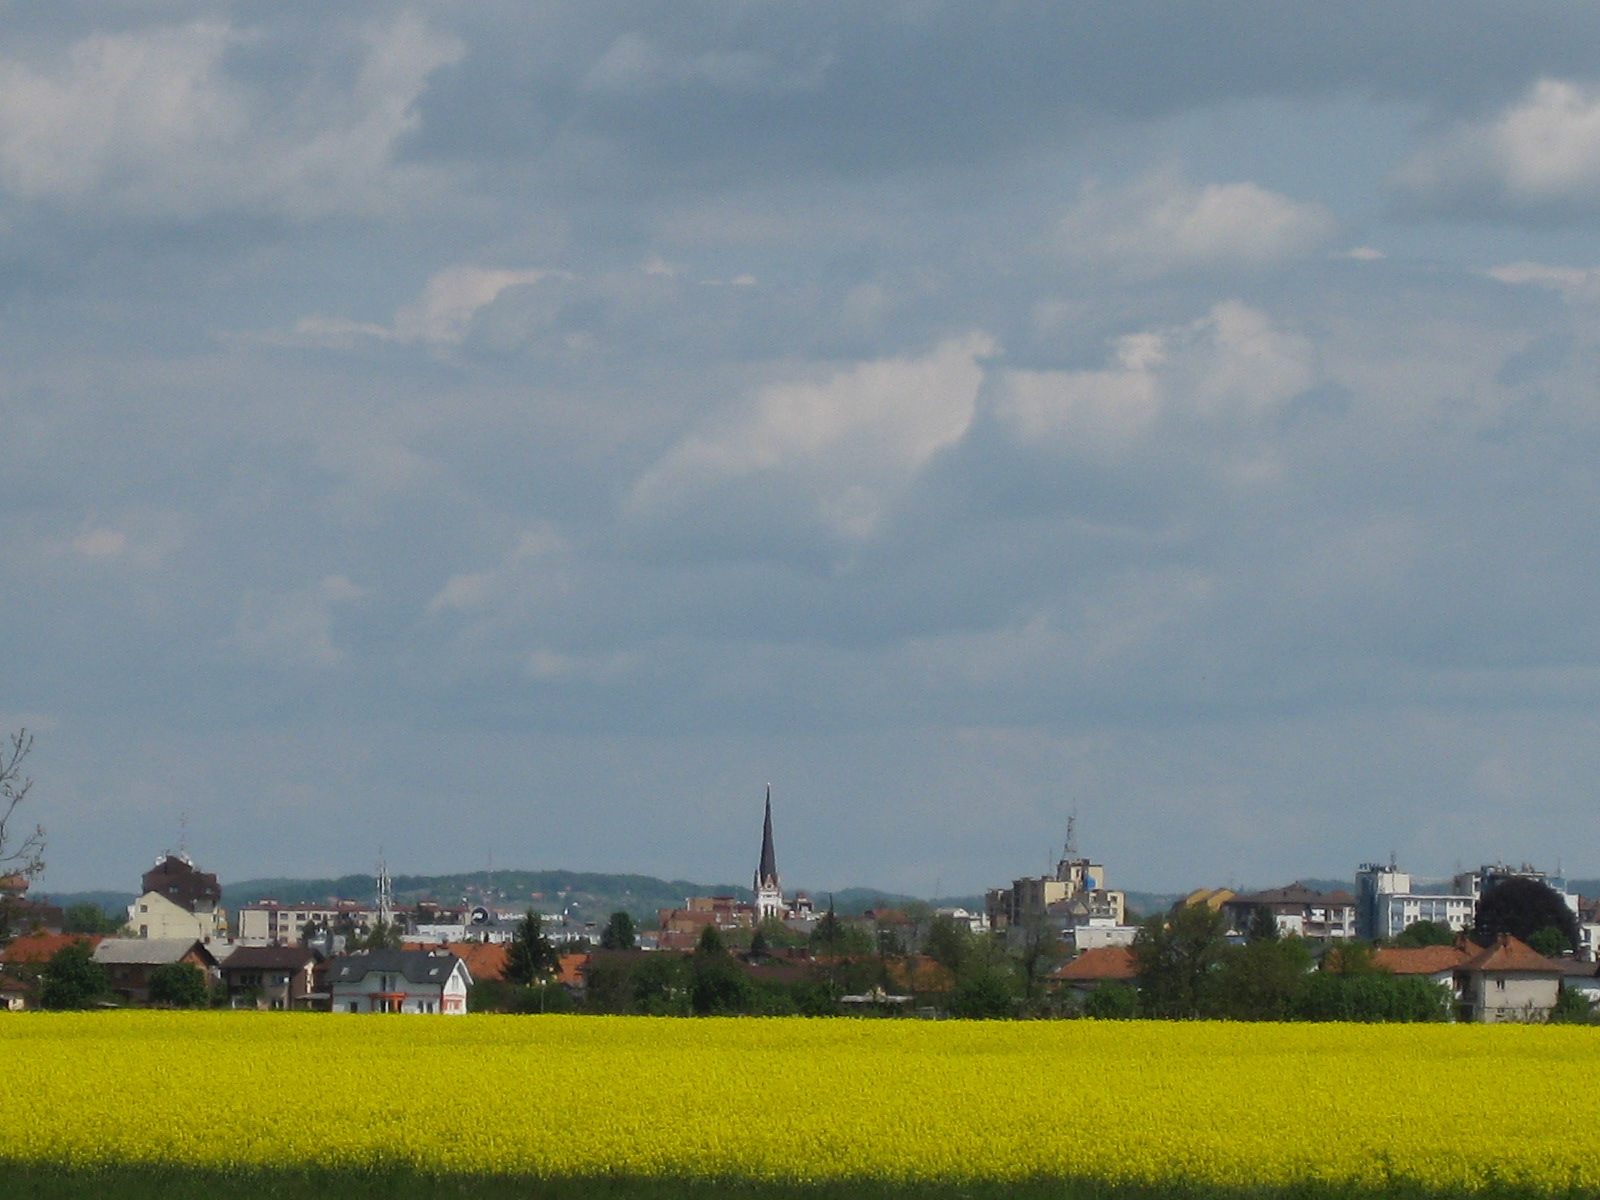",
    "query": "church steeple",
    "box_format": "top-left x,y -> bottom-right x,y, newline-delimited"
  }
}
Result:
754,784 -> 784,920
